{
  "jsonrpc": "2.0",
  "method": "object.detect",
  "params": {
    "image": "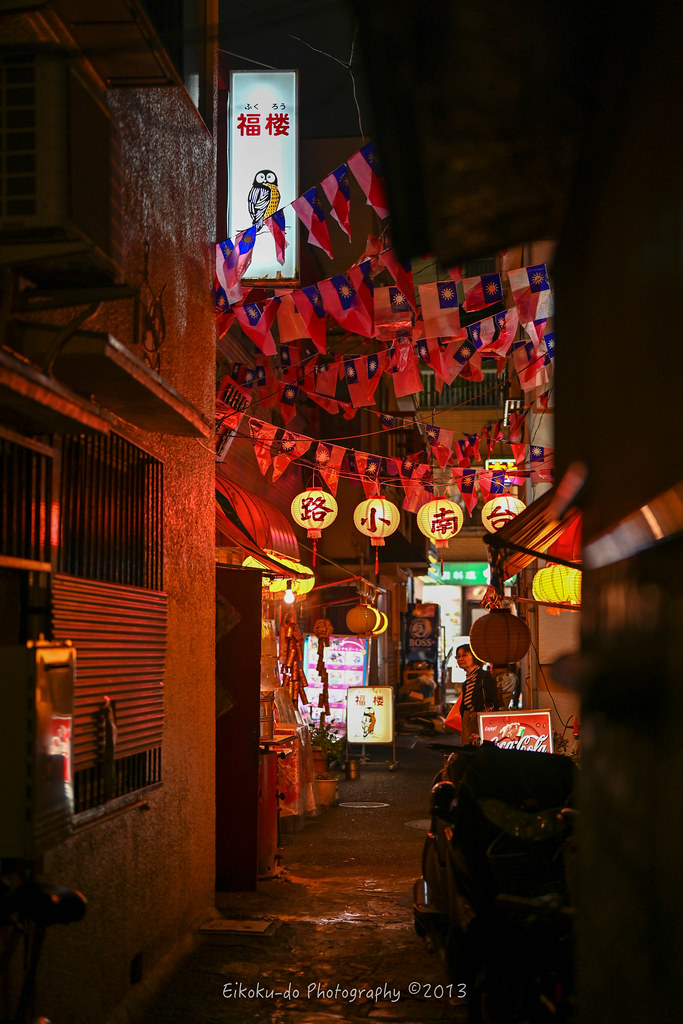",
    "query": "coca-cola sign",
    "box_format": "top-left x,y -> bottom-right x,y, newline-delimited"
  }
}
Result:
478,710 -> 554,753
